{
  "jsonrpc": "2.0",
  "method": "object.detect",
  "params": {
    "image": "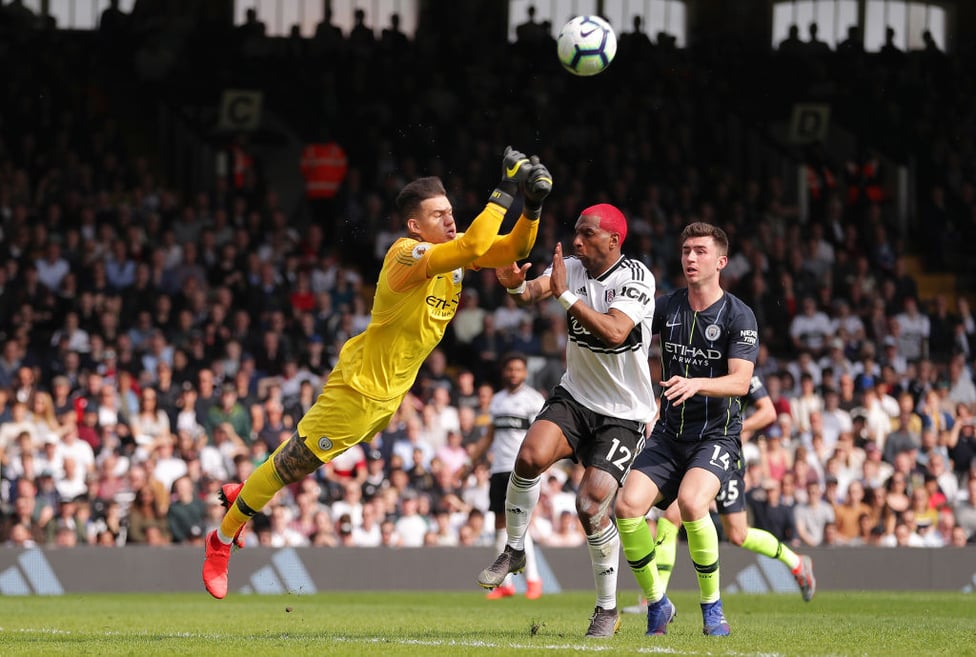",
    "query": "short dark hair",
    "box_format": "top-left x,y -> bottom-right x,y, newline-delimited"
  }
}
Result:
680,221 -> 729,255
395,176 -> 446,222
501,351 -> 528,367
